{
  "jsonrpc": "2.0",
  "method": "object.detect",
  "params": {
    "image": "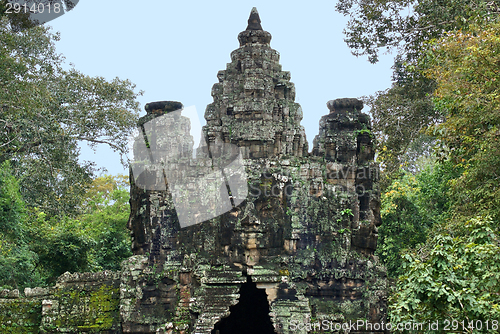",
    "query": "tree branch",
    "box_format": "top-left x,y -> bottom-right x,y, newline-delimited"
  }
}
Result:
75,136 -> 123,153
